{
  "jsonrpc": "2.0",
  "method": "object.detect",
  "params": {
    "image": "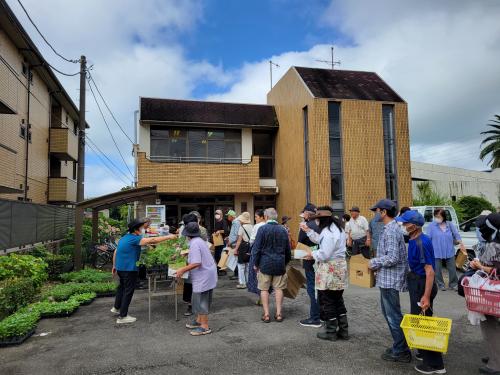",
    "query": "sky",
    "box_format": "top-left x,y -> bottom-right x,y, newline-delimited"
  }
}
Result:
6,0 -> 500,198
